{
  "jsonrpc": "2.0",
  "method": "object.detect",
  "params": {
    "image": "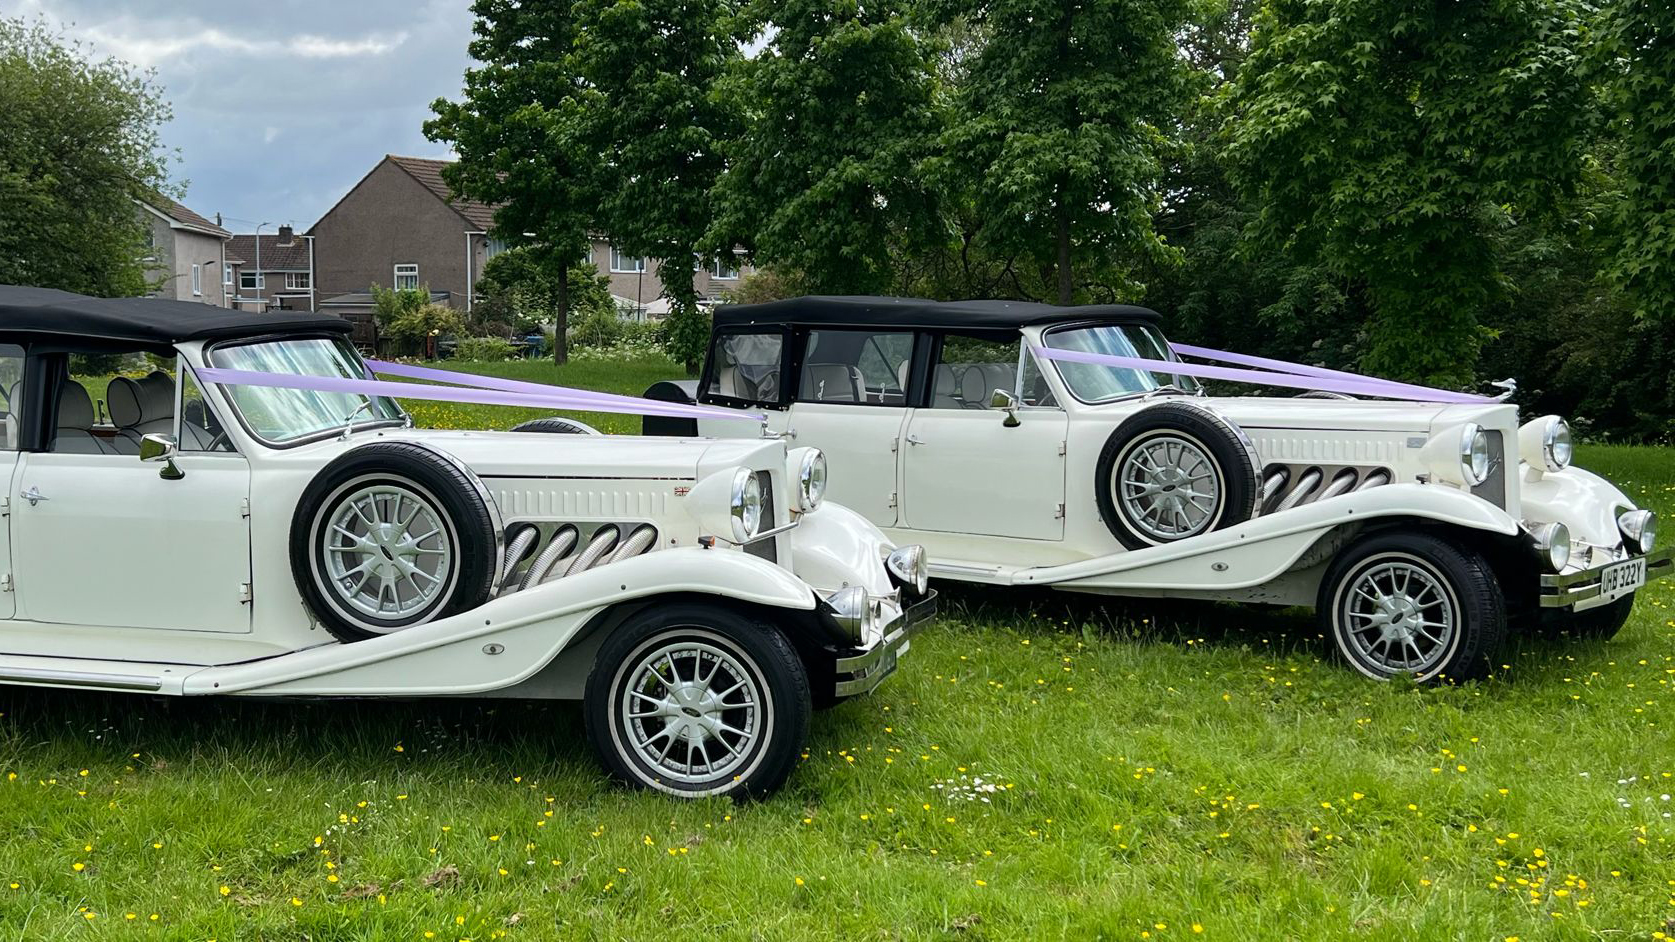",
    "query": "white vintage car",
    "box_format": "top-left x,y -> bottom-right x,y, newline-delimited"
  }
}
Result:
647,296 -> 1670,683
0,286 -> 933,799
